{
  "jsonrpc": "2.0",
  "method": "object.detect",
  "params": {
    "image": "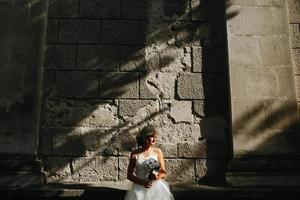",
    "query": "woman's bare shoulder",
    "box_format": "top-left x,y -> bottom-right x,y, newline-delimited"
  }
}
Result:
130,148 -> 143,158
153,147 -> 163,155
